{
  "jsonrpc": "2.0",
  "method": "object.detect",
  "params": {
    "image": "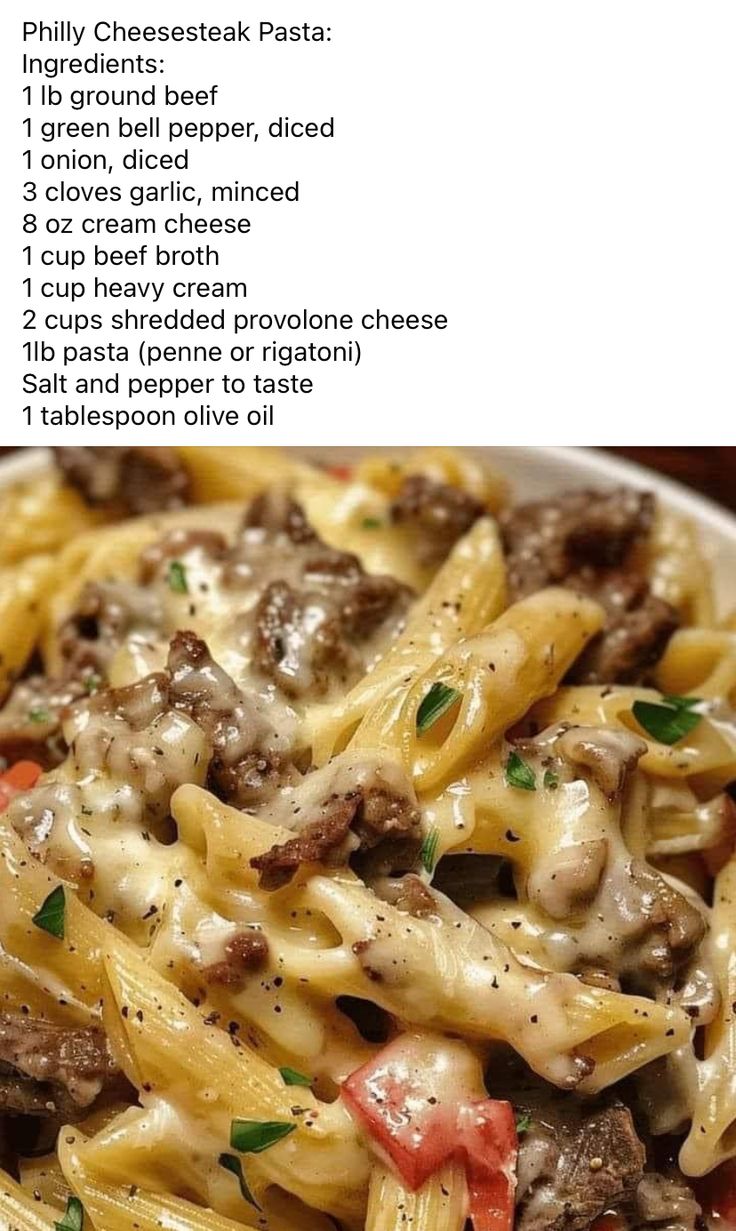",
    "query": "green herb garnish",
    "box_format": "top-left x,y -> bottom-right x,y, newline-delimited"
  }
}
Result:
55,1195 -> 84,1231
505,751 -> 536,791
167,559 -> 188,594
632,697 -> 702,746
515,1112 -> 532,1135
32,885 -> 65,940
416,683 -> 462,735
218,1153 -> 259,1208
84,674 -> 102,694
28,708 -> 50,724
543,770 -> 559,790
419,827 -> 441,874
361,516 -> 383,529
230,1118 -> 295,1154
279,1066 -> 311,1087
663,694 -> 701,710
